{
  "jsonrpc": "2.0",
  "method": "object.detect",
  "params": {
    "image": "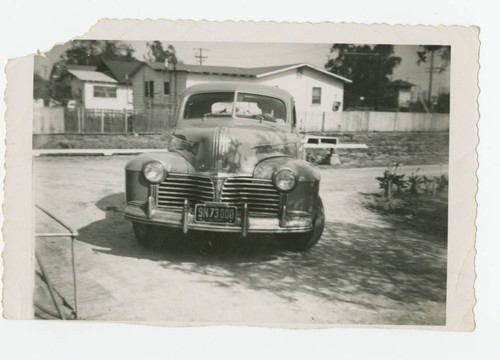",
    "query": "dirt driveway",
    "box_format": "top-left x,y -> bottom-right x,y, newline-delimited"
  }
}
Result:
34,156 -> 447,326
